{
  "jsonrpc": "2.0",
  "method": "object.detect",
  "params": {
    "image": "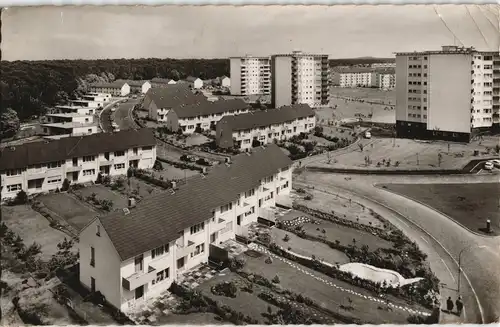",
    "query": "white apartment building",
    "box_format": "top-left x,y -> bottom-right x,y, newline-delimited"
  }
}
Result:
395,46 -> 500,142
41,113 -> 98,138
216,103 -> 316,150
230,56 -> 271,96
371,62 -> 396,69
90,82 -> 131,97
377,71 -> 396,90
271,51 -> 329,108
0,129 -> 157,201
164,99 -> 250,134
54,105 -> 97,116
81,93 -> 113,104
78,144 -> 292,312
333,68 -> 378,88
